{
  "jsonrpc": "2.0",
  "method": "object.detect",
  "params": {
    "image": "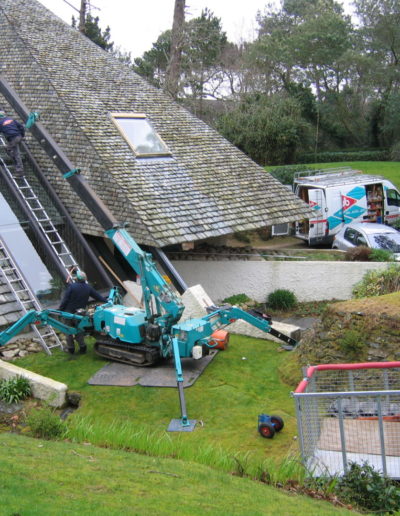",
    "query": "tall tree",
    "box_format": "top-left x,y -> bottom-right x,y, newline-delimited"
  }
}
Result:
182,8 -> 227,109
72,6 -> 114,51
133,9 -> 227,105
243,0 -> 362,151
249,0 -> 353,97
133,31 -> 171,88
165,0 -> 186,99
354,0 -> 400,147
79,0 -> 87,33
